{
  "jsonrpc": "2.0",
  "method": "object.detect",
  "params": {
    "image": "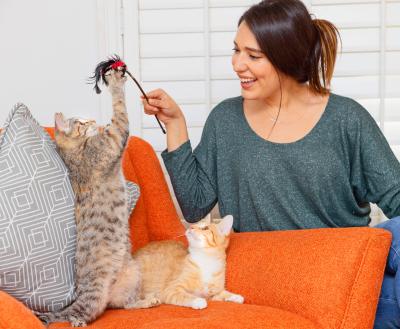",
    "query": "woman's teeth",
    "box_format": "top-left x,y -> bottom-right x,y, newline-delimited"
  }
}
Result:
240,78 -> 256,83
